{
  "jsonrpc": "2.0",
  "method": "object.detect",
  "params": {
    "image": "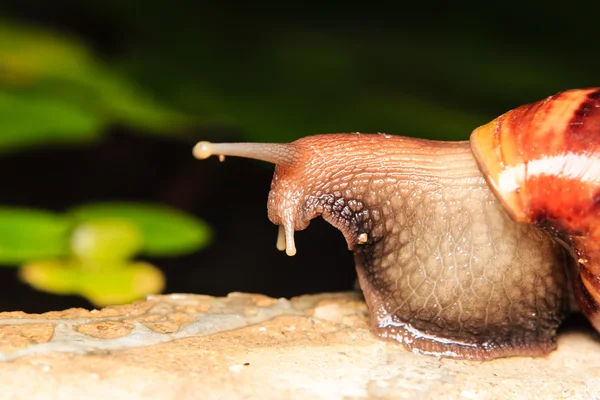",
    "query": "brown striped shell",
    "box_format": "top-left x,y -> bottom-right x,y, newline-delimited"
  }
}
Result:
470,88 -> 600,332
